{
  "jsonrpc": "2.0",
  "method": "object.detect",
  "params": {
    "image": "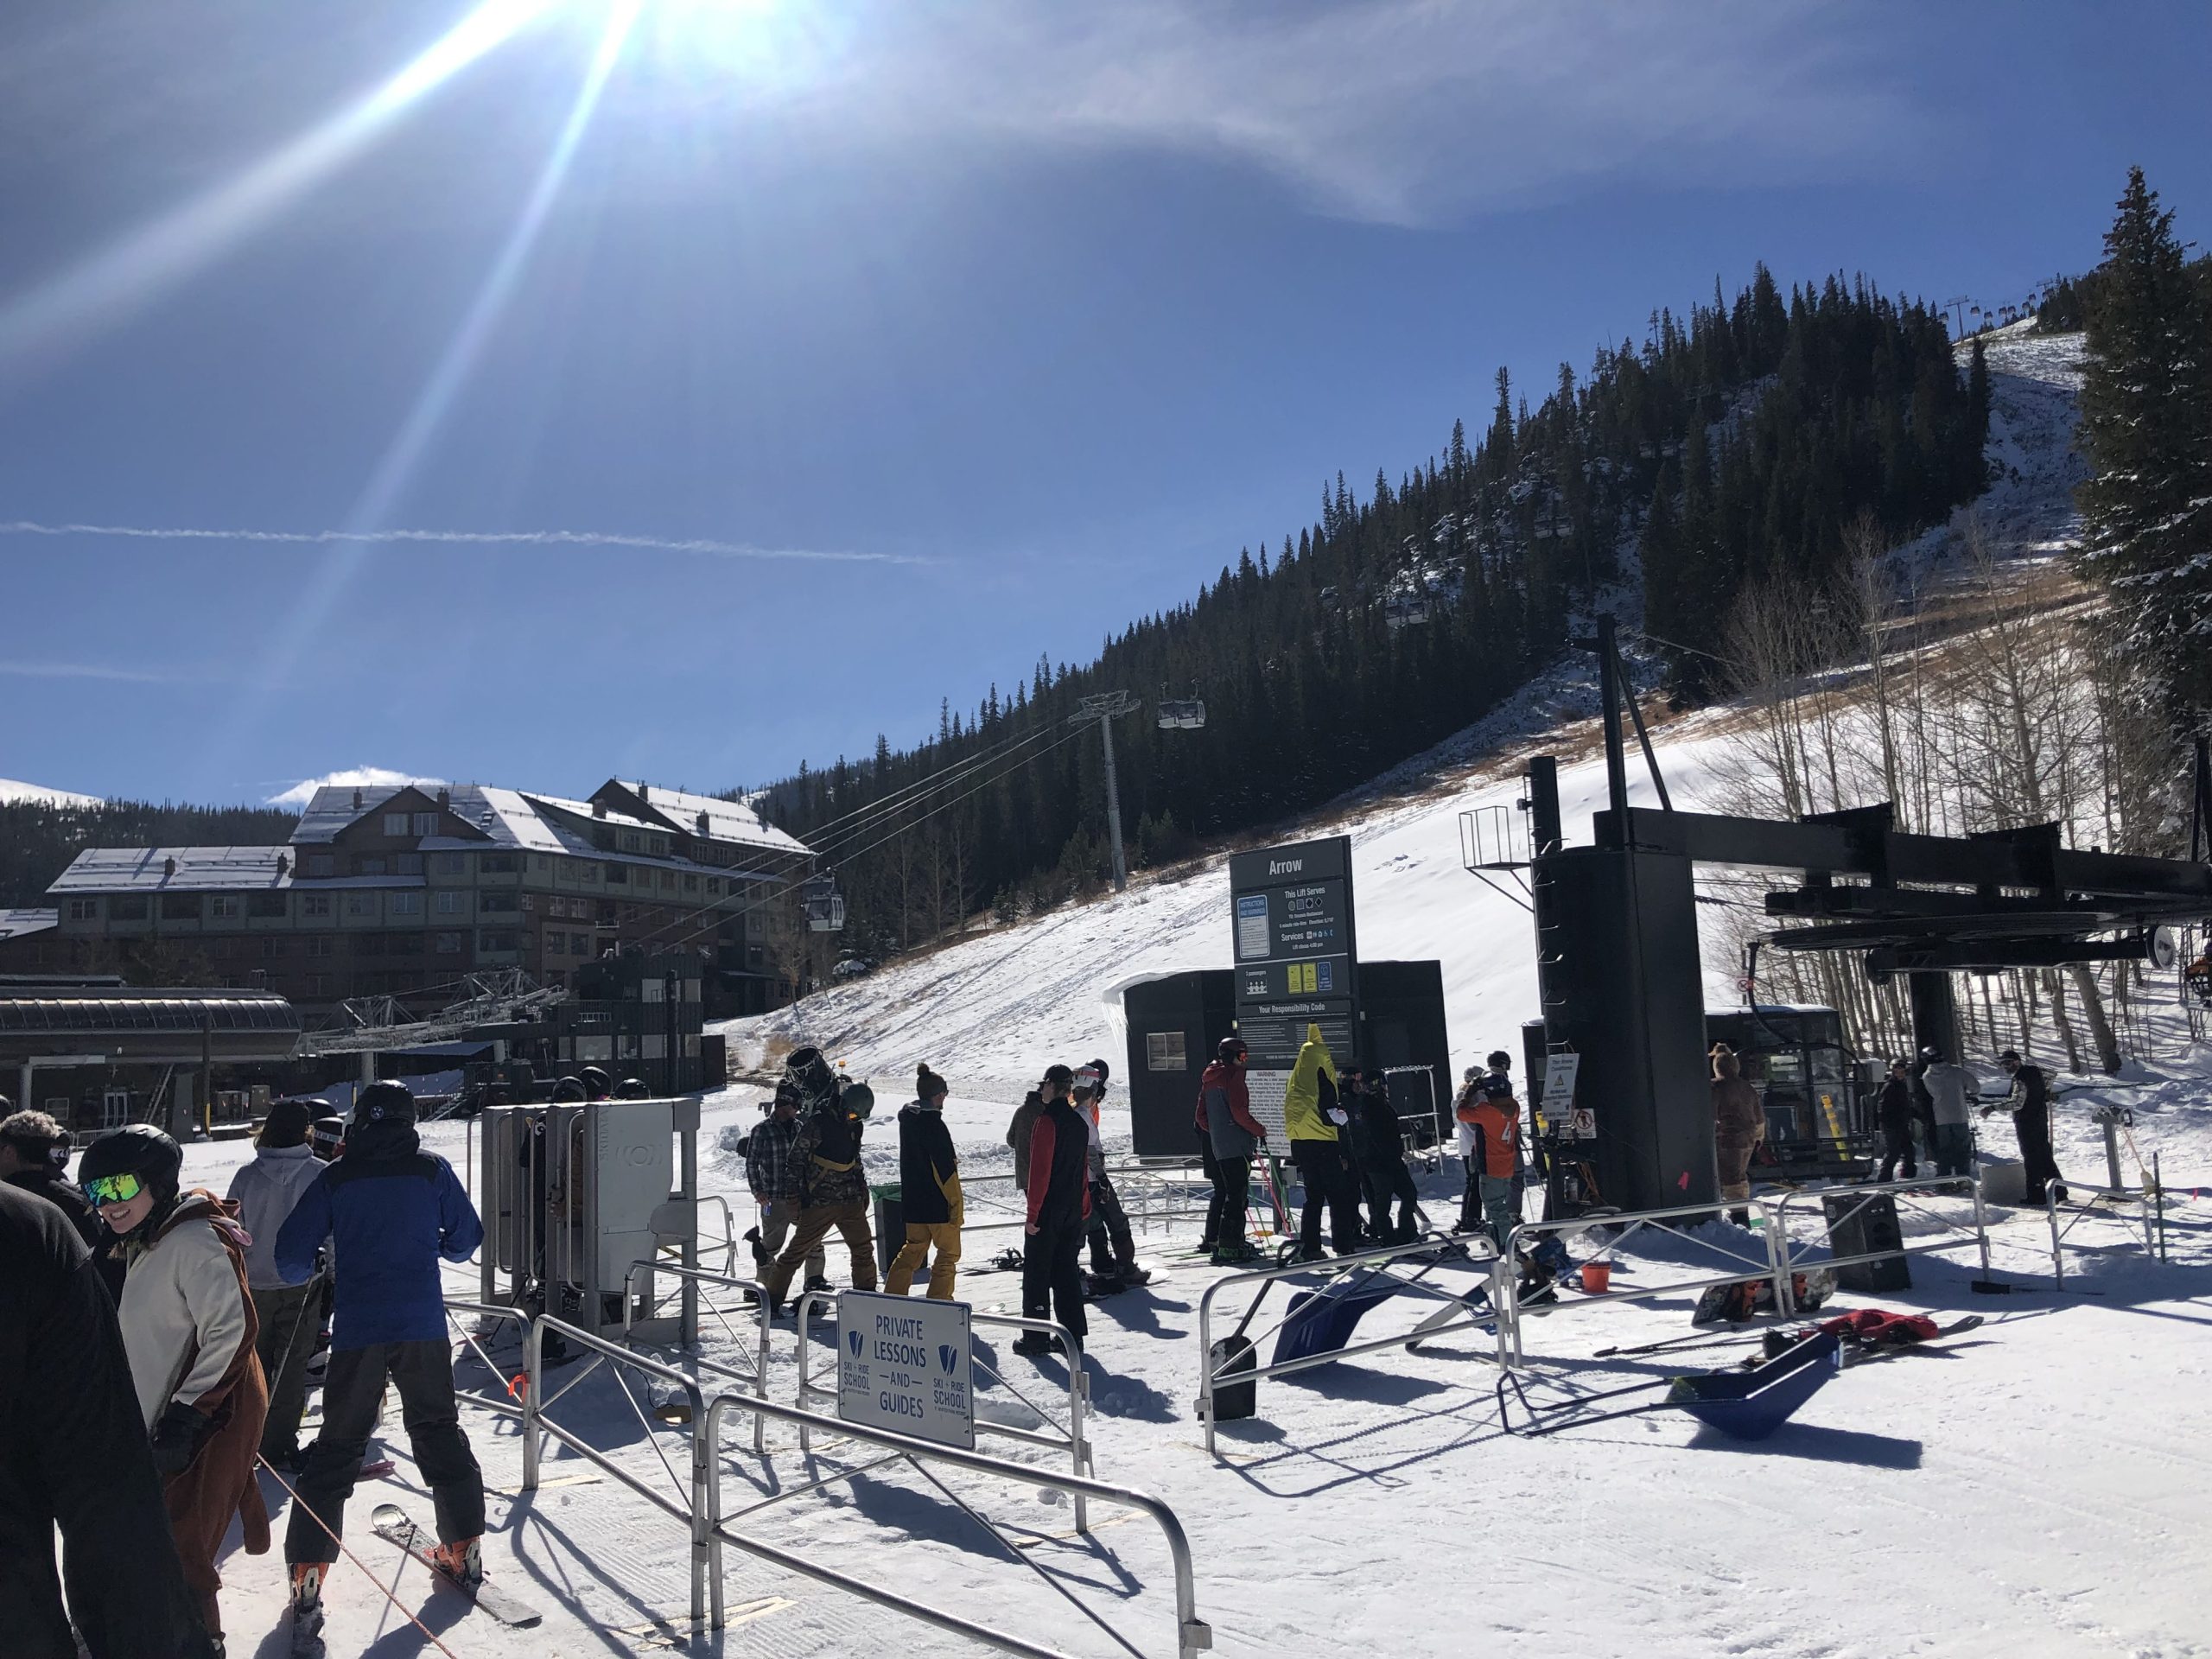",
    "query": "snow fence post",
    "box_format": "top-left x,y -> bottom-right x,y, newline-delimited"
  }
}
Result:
2047,1182 -> 2065,1287
521,1314 -> 543,1493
